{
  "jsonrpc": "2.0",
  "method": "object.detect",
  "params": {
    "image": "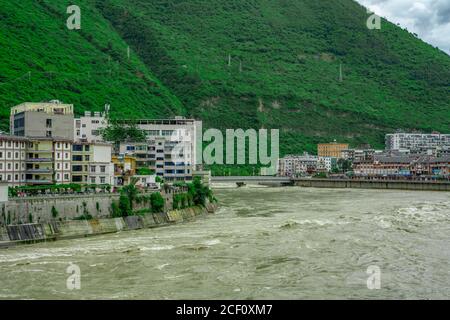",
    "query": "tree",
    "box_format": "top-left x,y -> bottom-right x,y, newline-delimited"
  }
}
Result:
188,177 -> 212,207
150,192 -> 165,213
337,159 -> 353,173
119,195 -> 132,217
122,177 -> 139,210
99,122 -> 146,144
